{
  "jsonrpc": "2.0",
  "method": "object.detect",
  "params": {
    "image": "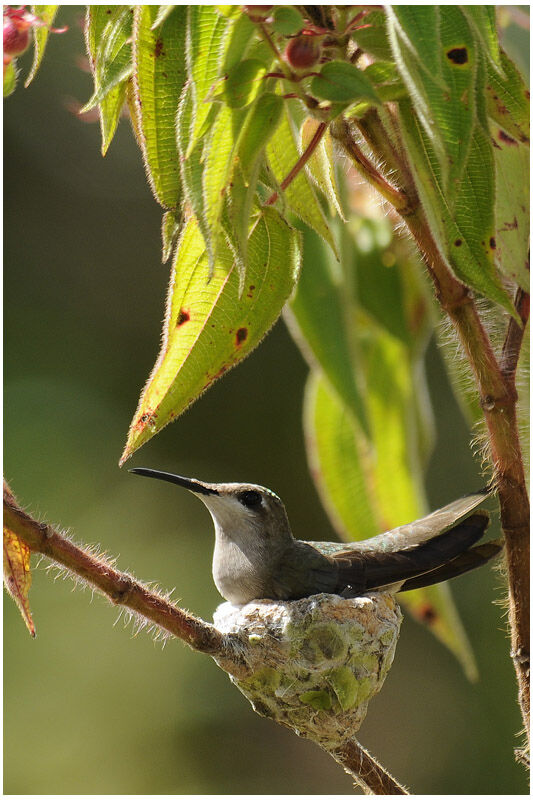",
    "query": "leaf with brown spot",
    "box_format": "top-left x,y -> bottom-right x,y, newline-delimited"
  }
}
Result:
120,208 -> 301,463
3,504 -> 35,637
